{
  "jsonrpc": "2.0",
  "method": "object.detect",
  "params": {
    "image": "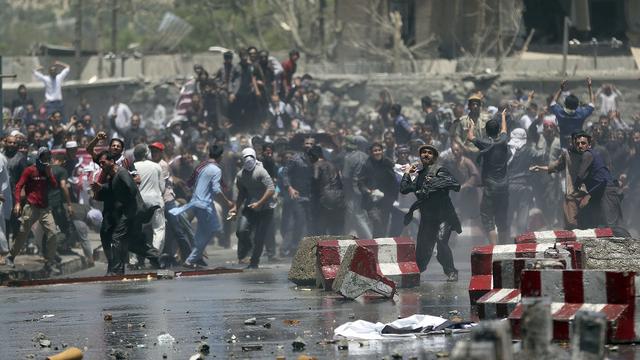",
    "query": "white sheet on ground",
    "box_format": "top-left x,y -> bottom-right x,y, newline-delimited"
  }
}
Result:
333,314 -> 448,340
